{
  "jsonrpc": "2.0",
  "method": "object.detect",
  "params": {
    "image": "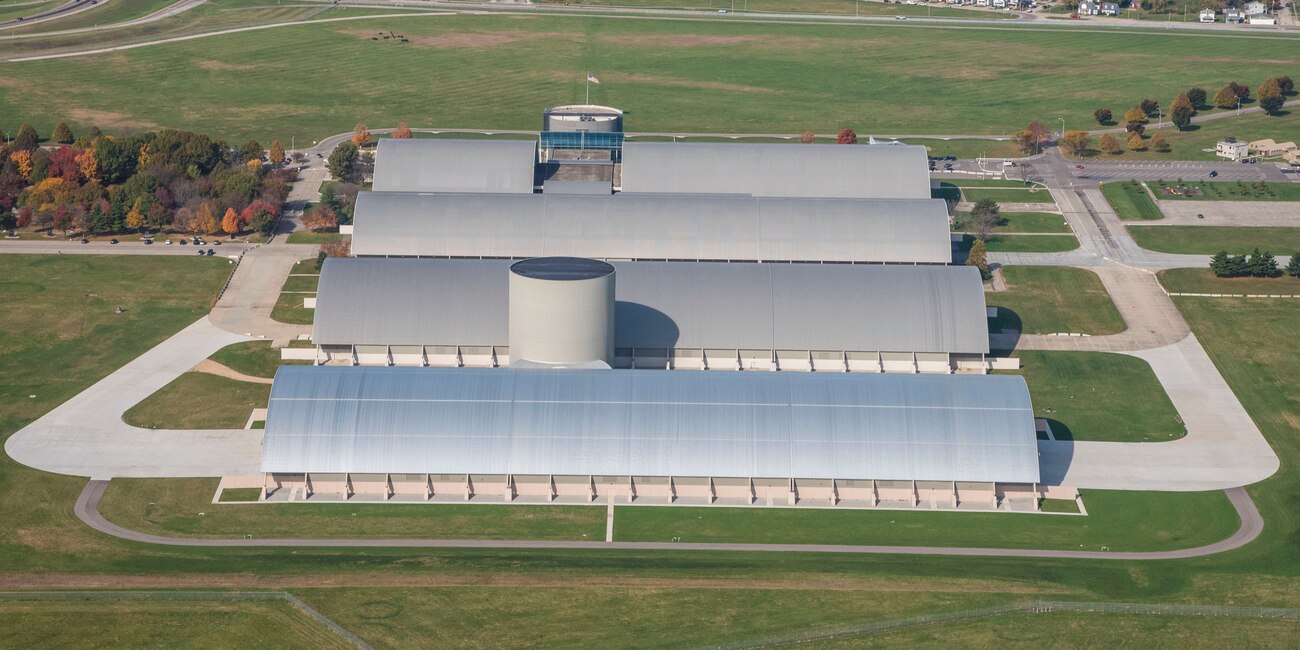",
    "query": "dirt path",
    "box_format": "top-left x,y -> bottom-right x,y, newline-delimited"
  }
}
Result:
191,359 -> 273,385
